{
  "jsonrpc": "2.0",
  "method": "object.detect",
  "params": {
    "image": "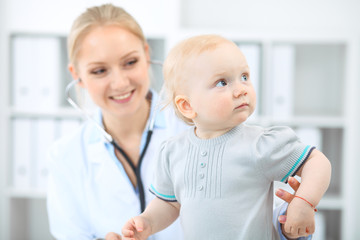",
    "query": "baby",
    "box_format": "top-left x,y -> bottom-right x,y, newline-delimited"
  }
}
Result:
122,34 -> 331,240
